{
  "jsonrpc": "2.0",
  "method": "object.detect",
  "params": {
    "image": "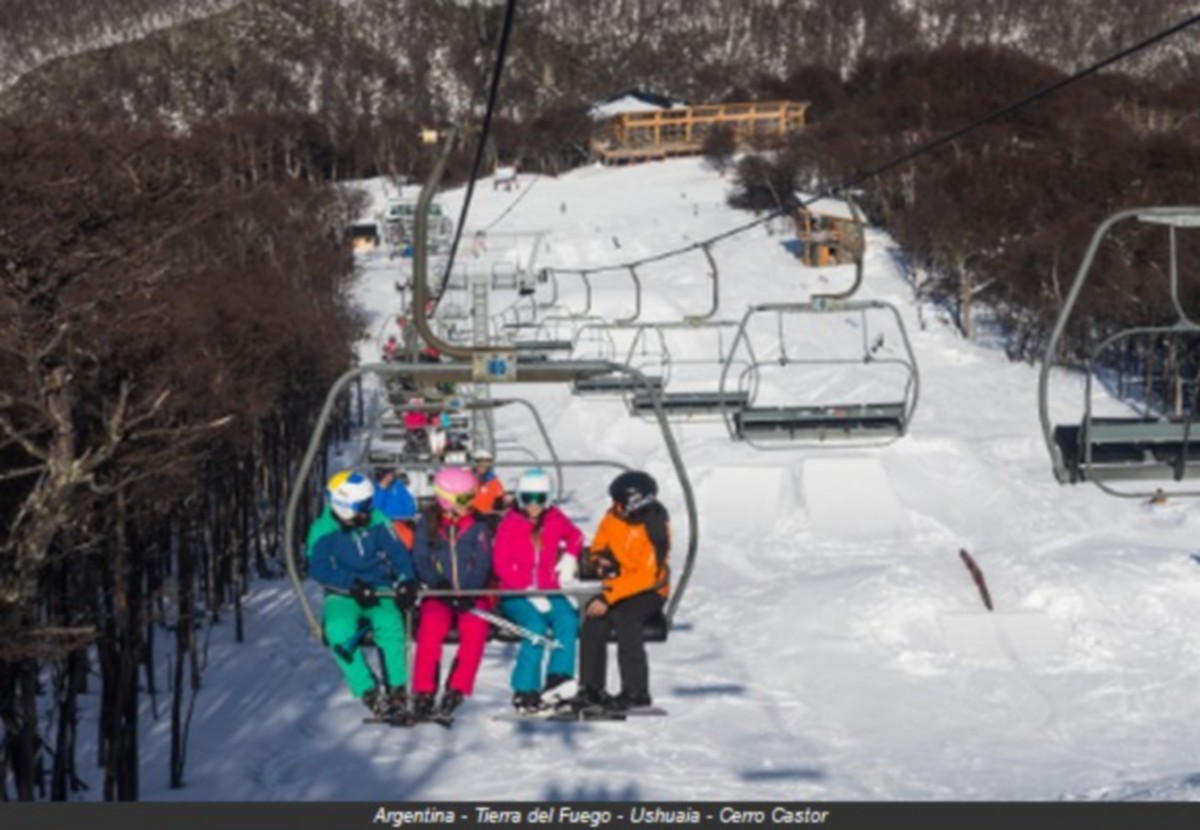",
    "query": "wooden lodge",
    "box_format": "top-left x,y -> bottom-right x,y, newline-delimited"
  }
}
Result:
591,100 -> 810,165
